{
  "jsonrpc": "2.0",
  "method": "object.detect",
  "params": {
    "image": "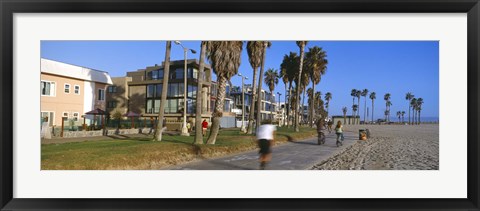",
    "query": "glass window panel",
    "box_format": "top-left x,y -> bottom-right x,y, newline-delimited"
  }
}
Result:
178,83 -> 184,97
175,68 -> 184,79
64,84 -> 70,93
147,85 -> 154,98
147,99 -> 153,113
152,70 -> 158,80
158,69 -> 164,79
155,84 -> 162,98
193,68 -> 198,79
154,99 -> 160,113
147,71 -> 153,80
187,99 -> 196,113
